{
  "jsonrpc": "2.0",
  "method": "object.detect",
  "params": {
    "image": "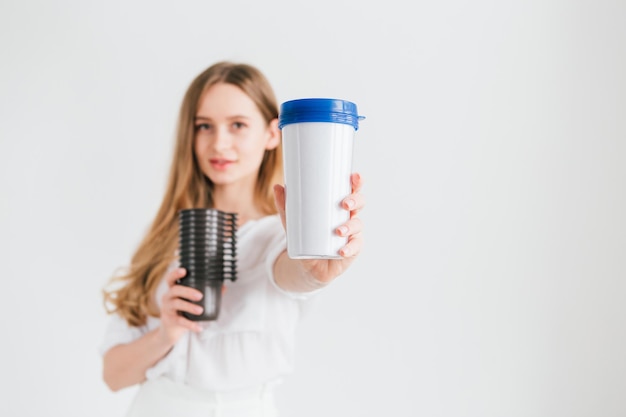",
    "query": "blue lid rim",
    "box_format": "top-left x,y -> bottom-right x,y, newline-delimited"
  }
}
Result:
278,98 -> 365,131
